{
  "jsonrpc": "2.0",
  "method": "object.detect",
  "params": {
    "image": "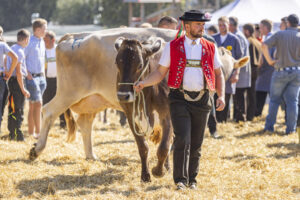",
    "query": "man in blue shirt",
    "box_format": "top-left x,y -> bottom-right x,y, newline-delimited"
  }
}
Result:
263,14 -> 300,134
255,19 -> 275,117
213,16 -> 243,122
25,18 -> 47,139
7,29 -> 30,141
229,16 -> 251,122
